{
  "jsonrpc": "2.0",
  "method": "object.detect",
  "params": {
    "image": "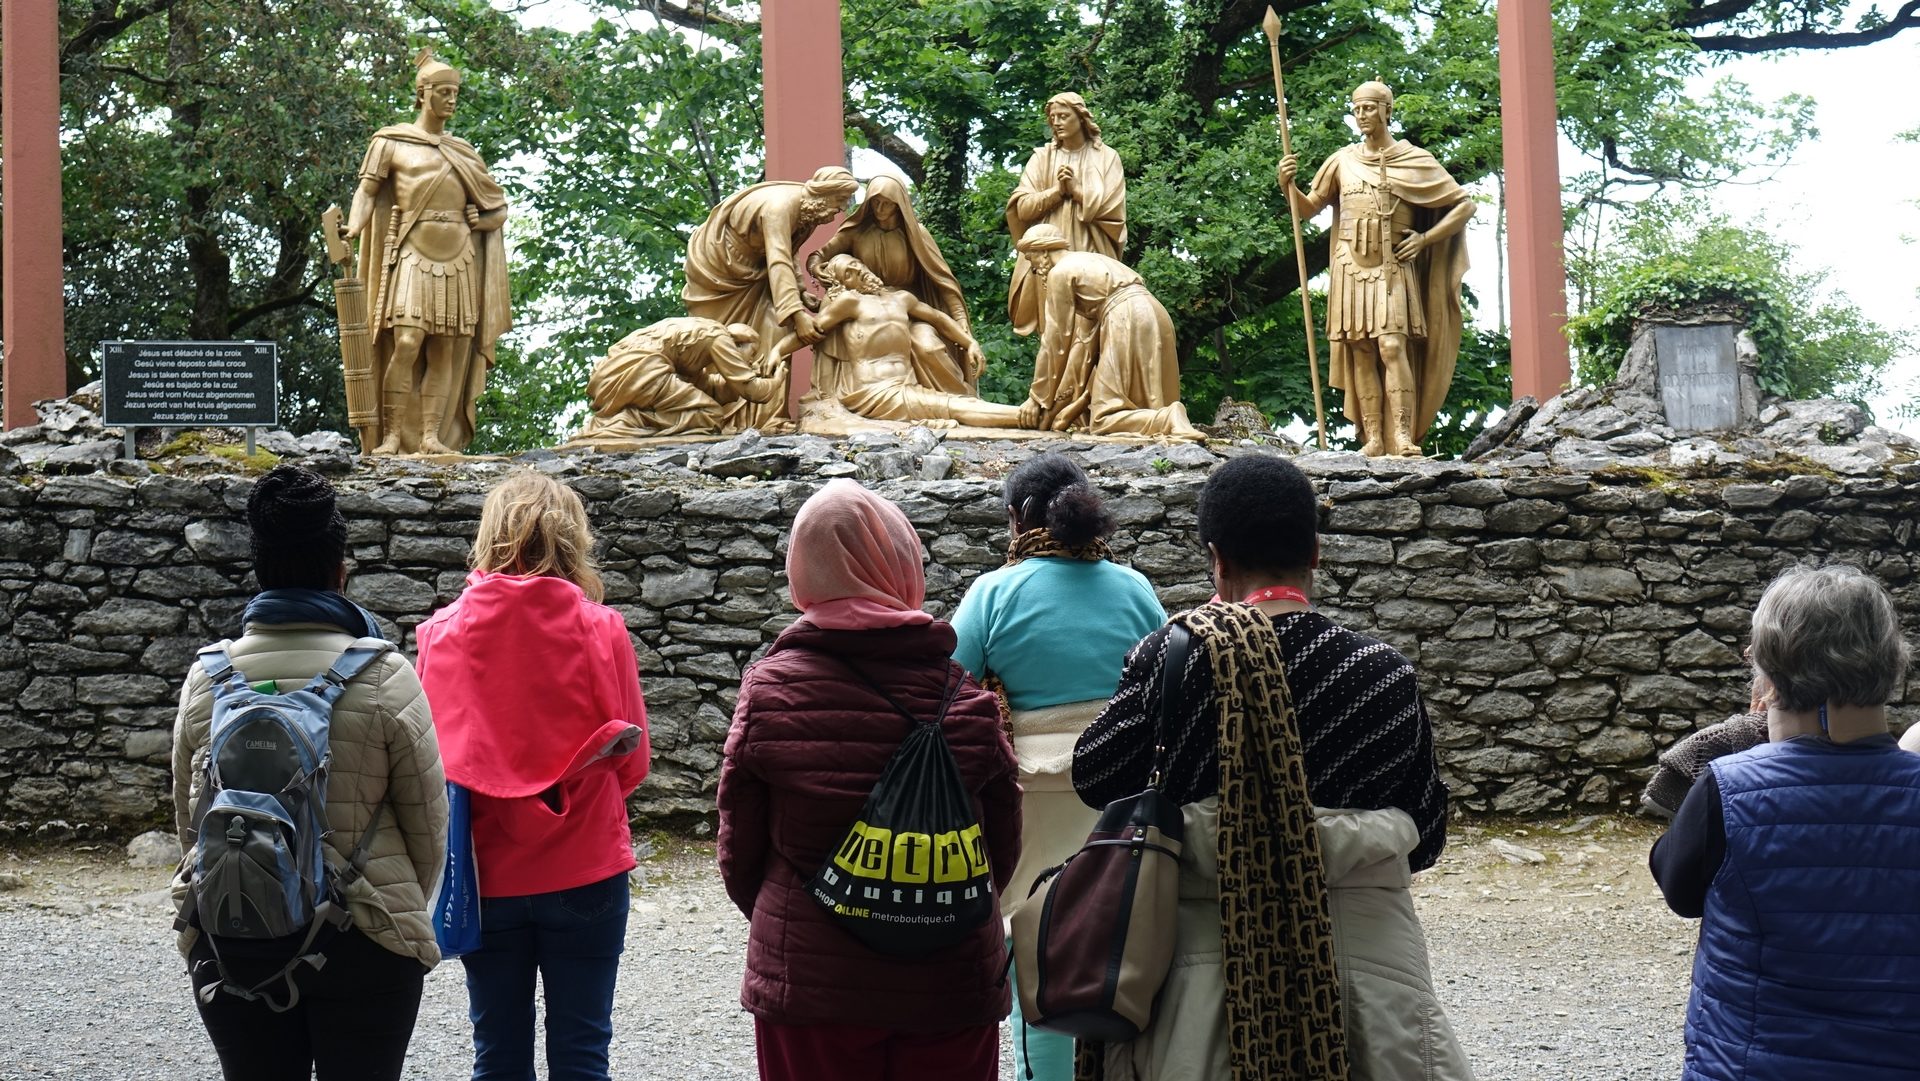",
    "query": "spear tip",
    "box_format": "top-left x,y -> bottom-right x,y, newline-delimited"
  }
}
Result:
1262,6 -> 1283,41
